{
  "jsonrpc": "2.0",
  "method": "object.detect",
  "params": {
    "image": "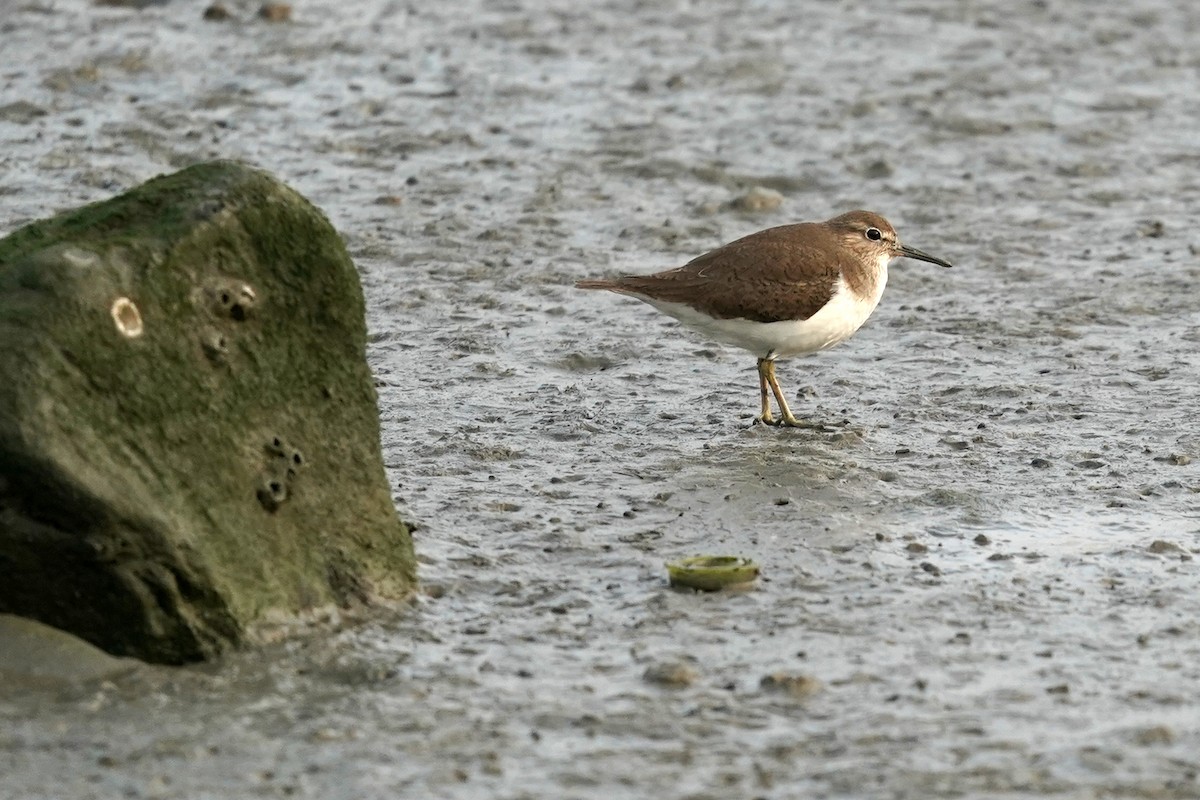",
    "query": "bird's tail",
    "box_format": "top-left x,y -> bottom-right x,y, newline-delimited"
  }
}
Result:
574,279 -> 619,291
